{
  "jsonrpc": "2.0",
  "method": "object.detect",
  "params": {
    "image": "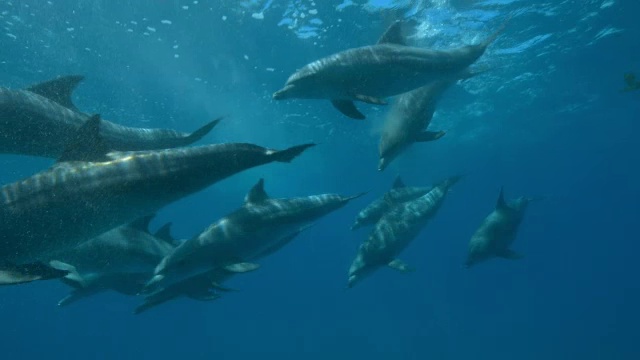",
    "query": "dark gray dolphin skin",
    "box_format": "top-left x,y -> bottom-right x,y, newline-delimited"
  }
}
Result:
465,187 -> 538,267
351,176 -> 433,231
0,75 -> 220,158
143,178 -> 365,296
378,69 -> 484,171
273,18 -> 507,119
0,116 -> 314,285
48,215 -> 177,307
347,175 -> 461,288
